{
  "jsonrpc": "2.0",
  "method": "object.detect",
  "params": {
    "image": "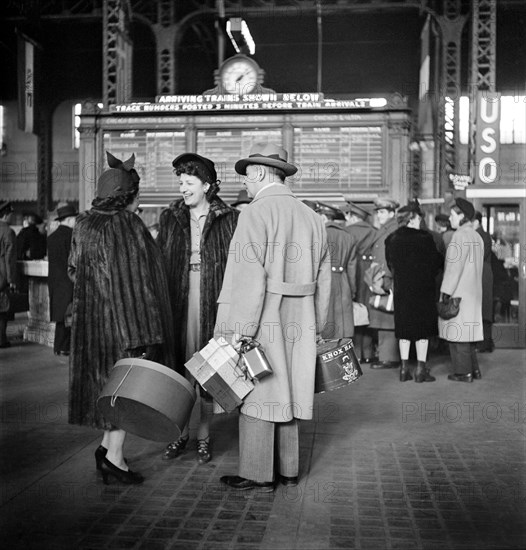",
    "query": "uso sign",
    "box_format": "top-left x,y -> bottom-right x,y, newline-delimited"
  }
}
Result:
475,92 -> 500,185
